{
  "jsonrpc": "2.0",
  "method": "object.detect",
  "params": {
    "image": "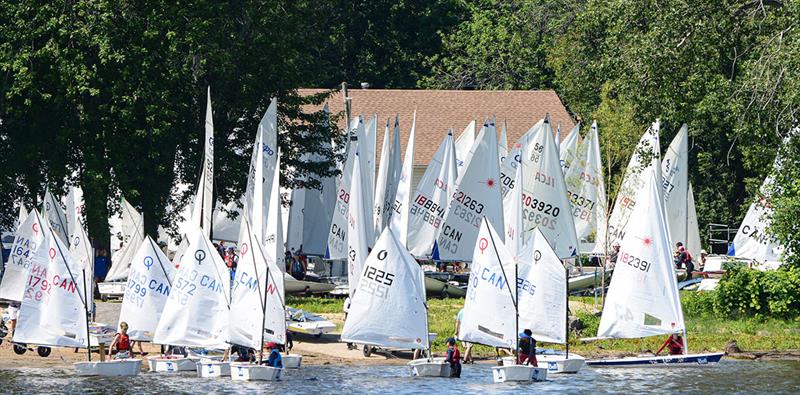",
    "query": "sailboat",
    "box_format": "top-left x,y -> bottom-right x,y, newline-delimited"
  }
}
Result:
341,227 -> 448,377
389,111 -> 416,247
326,116 -> 363,259
150,87 -> 223,373
564,121 -> 608,254
99,197 -> 145,298
460,217 -> 547,383
585,159 -> 723,367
